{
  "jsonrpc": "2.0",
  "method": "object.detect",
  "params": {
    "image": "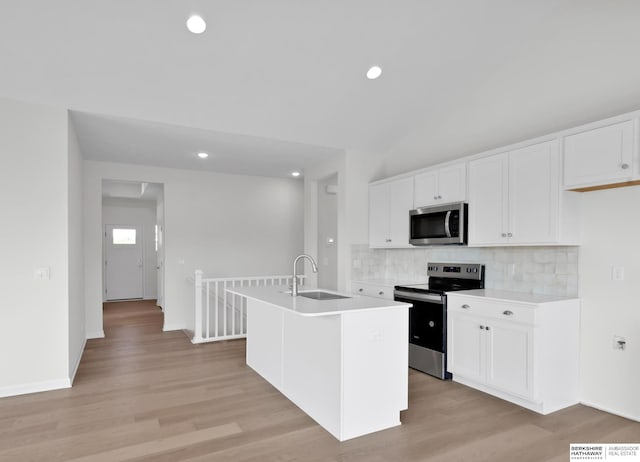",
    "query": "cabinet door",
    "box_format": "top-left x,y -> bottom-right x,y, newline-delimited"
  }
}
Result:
438,163 -> 467,203
468,154 -> 509,245
447,312 -> 485,382
508,141 -> 559,244
369,183 -> 390,248
413,170 -> 439,208
387,177 -> 414,248
485,321 -> 533,399
563,120 -> 634,188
